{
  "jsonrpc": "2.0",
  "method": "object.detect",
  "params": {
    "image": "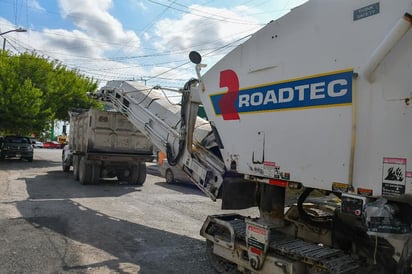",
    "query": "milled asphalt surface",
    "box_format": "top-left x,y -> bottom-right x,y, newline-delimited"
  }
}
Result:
0,148 -> 258,274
